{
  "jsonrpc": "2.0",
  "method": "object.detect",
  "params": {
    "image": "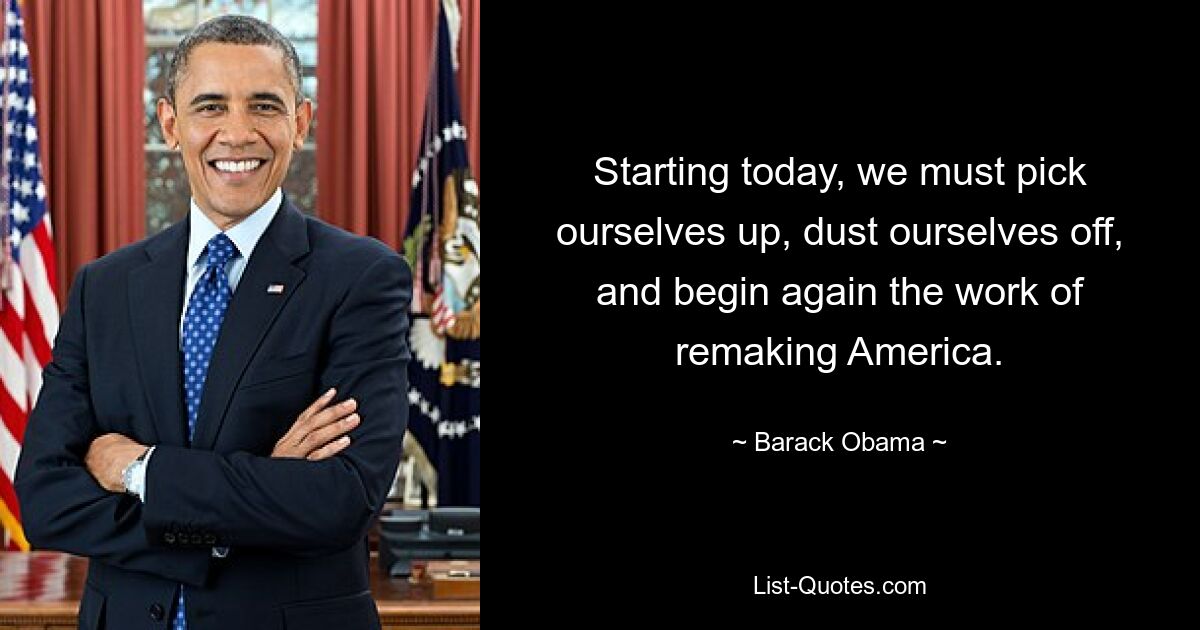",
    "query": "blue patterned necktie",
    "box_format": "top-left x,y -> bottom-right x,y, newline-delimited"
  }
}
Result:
175,232 -> 239,629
